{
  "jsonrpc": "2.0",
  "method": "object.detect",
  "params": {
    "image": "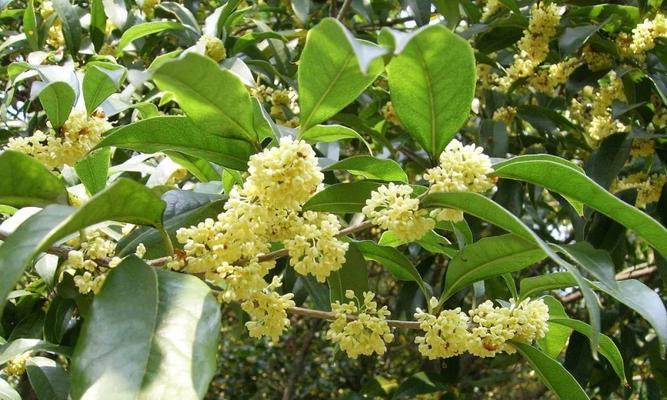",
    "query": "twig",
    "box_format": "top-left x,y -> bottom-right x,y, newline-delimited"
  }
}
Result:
336,0 -> 353,21
561,264 -> 658,303
287,306 -> 421,329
